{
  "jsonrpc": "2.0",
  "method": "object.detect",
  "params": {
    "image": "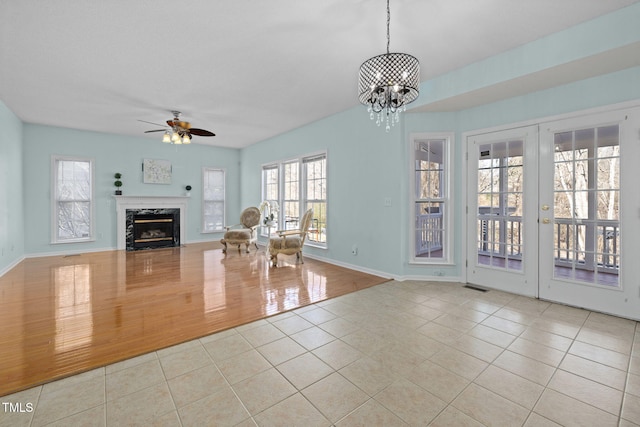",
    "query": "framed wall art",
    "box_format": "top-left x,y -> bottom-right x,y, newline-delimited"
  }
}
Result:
142,159 -> 172,184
